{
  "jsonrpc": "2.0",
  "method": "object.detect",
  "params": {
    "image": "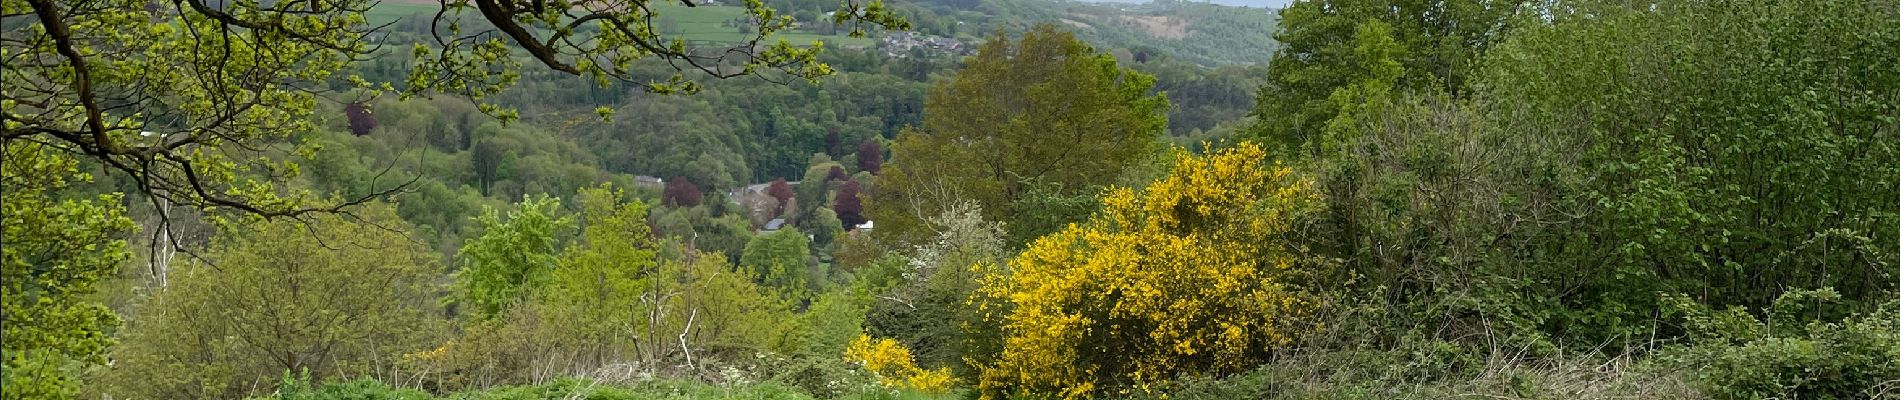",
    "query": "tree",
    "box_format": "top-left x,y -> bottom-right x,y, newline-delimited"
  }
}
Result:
1315,19 -> 1404,155
865,203 -> 1007,377
1,142 -> 135,399
103,204 -> 440,399
972,143 -> 1321,399
856,139 -> 883,174
767,178 -> 795,217
741,230 -> 814,296
1250,0 -> 1524,156
663,176 -> 703,207
344,102 -> 378,136
458,195 -> 573,319
540,184 -> 659,365
827,166 -> 850,182
2,0 -> 906,214
662,254 -> 793,358
1480,0 -> 1900,340
472,139 -> 507,195
872,25 -> 1168,245
802,207 -> 846,252
0,0 -> 903,390
0,0 -> 408,217
824,129 -> 843,157
835,180 -> 867,229
797,160 -> 846,219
